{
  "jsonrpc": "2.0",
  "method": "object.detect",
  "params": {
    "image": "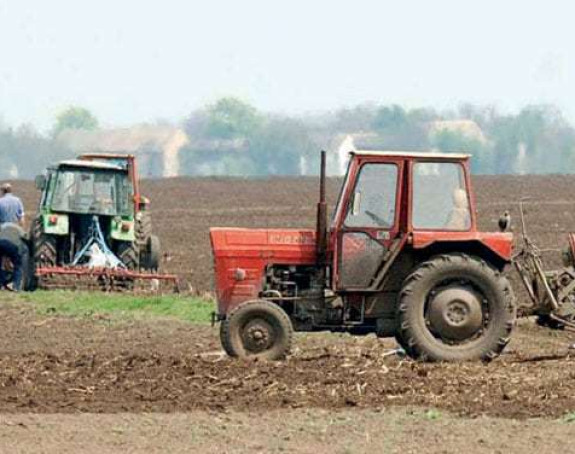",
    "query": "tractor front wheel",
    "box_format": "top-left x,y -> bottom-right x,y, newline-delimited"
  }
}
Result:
220,300 -> 293,361
396,254 -> 516,362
